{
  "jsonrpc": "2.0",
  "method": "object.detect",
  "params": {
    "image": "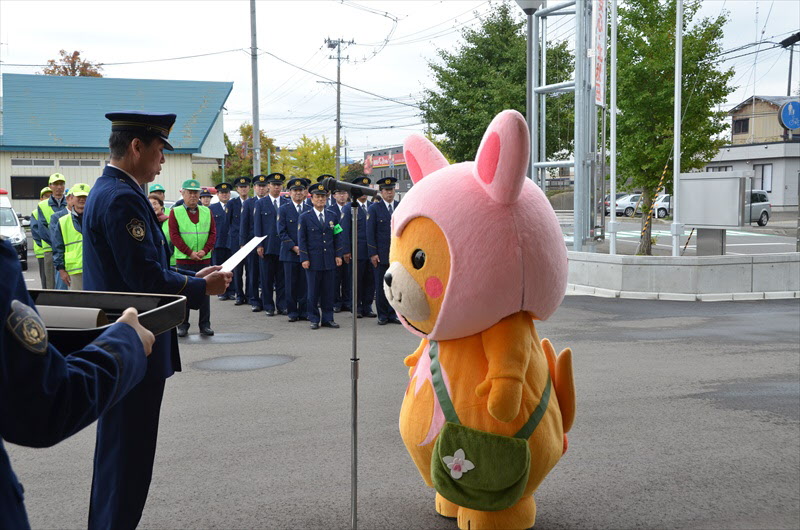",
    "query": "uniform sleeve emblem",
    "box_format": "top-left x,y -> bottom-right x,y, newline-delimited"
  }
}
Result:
126,218 -> 146,241
6,300 -> 48,355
